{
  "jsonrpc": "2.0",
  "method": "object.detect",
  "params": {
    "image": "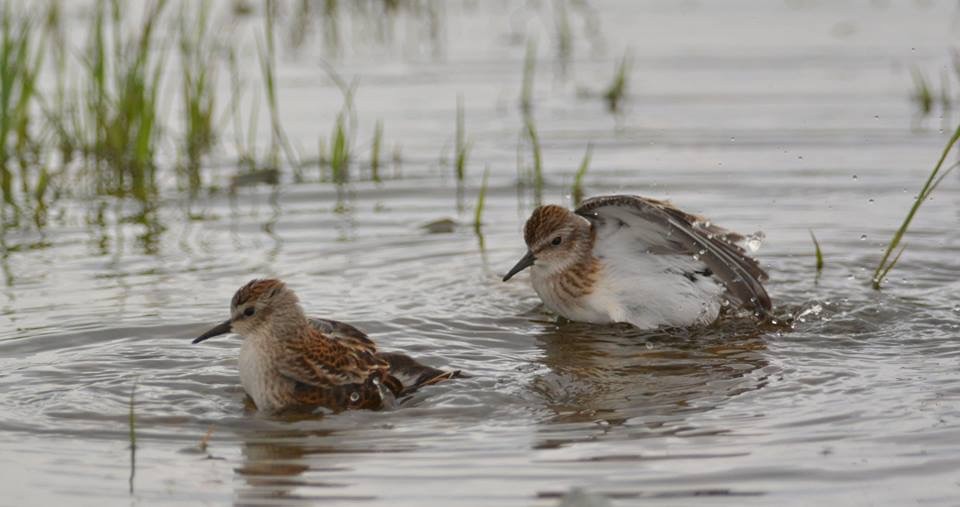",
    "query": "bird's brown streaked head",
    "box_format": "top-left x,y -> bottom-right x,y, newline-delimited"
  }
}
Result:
503,204 -> 594,281
193,278 -> 302,344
